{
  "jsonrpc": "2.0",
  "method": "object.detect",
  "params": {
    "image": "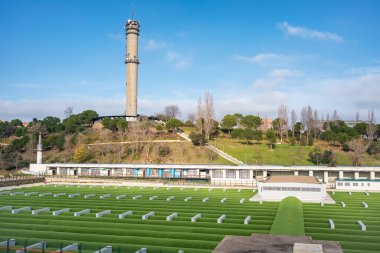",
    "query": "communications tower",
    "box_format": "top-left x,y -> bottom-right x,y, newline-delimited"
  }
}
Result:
125,19 -> 140,121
